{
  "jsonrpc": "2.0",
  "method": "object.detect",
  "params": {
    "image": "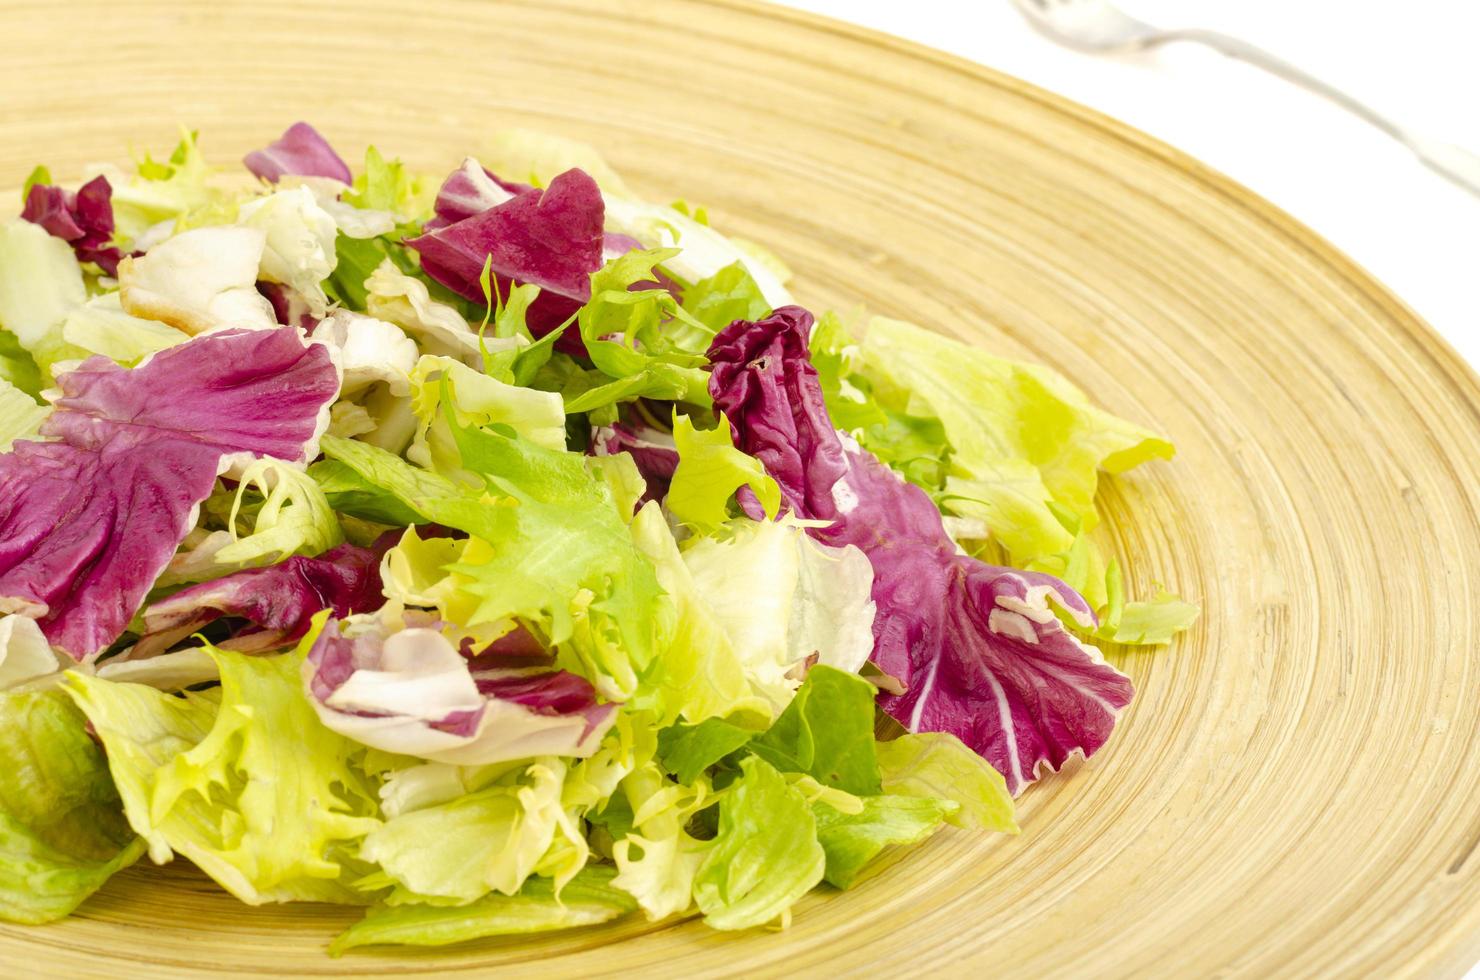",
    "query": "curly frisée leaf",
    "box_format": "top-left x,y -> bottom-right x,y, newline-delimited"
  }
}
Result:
64,644 -> 382,904
666,414 -> 780,532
